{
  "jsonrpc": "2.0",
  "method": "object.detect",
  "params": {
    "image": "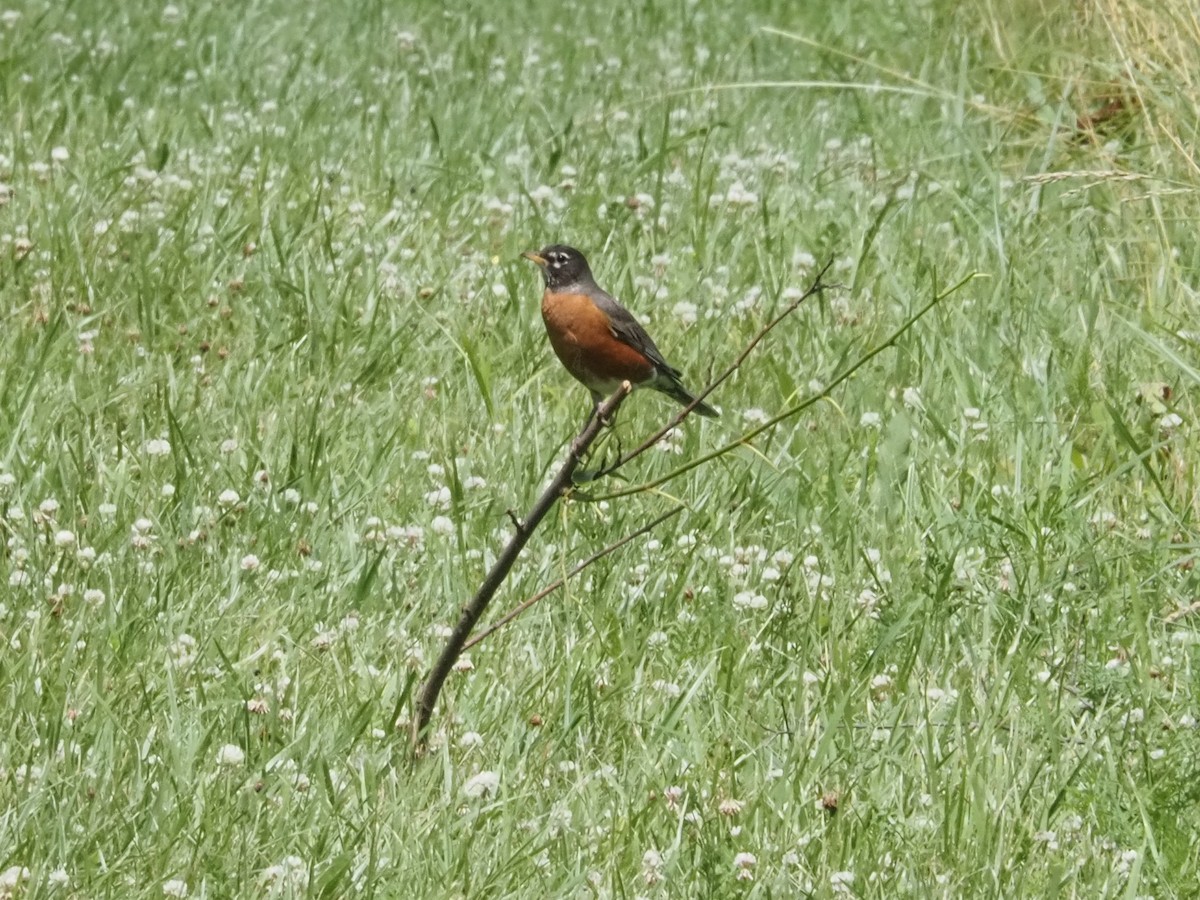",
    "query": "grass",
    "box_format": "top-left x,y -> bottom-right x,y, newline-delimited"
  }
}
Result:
1,0 -> 1198,896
